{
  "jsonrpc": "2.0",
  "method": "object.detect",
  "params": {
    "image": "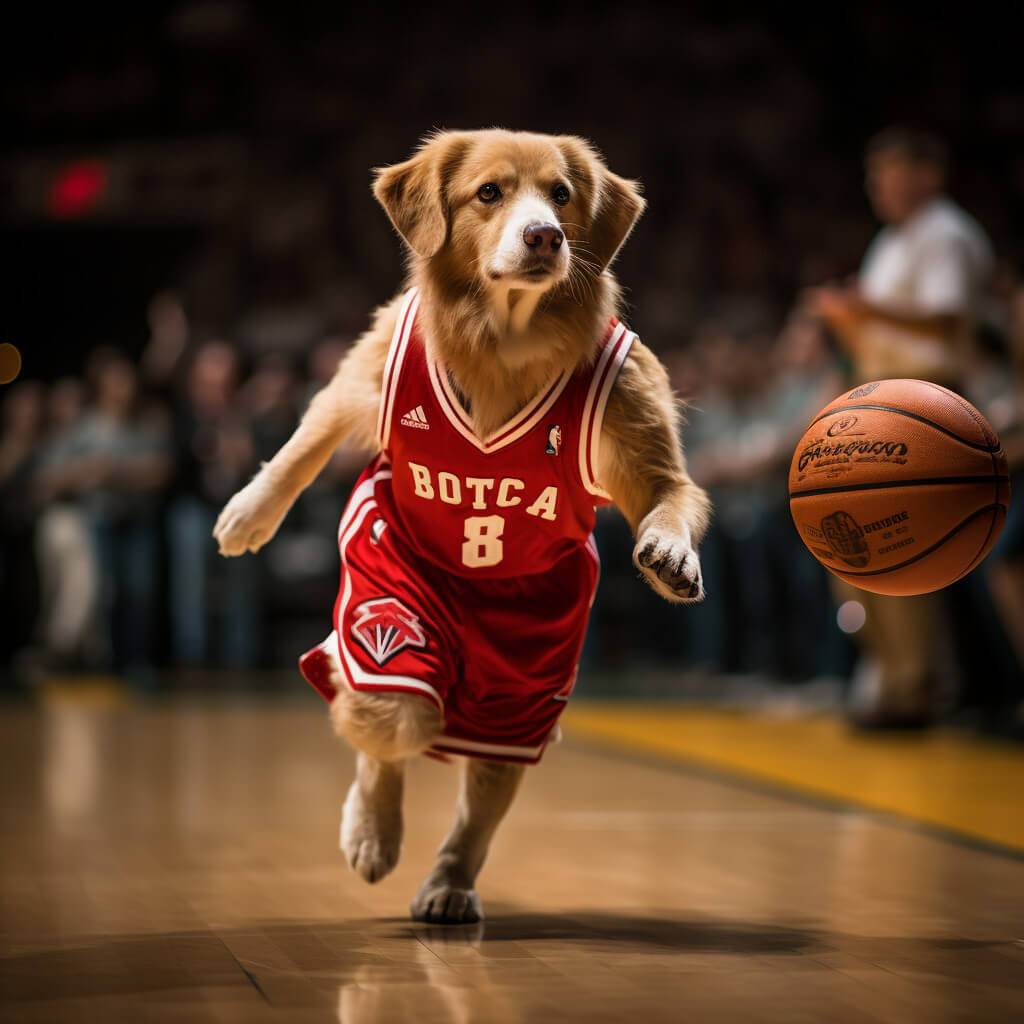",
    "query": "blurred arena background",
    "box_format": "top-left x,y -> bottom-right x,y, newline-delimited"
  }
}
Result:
2,4 -> 1020,722
3,6 -> 1024,1023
